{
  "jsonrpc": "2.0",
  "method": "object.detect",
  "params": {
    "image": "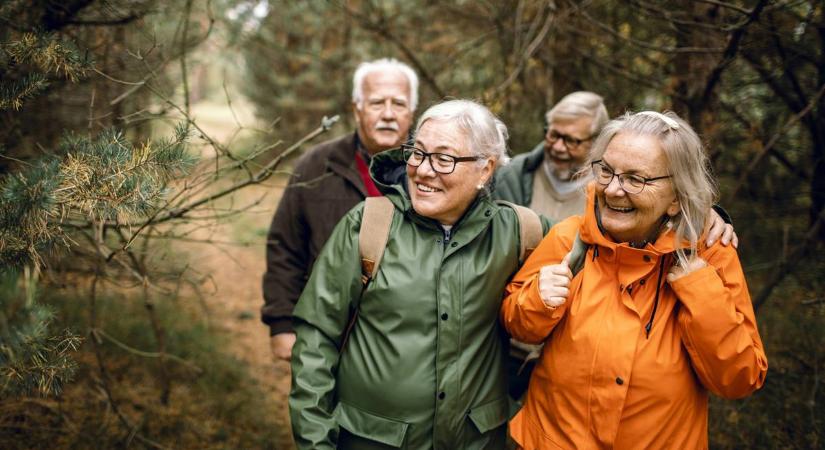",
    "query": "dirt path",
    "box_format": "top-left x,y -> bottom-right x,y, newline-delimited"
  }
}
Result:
183,101 -> 296,449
